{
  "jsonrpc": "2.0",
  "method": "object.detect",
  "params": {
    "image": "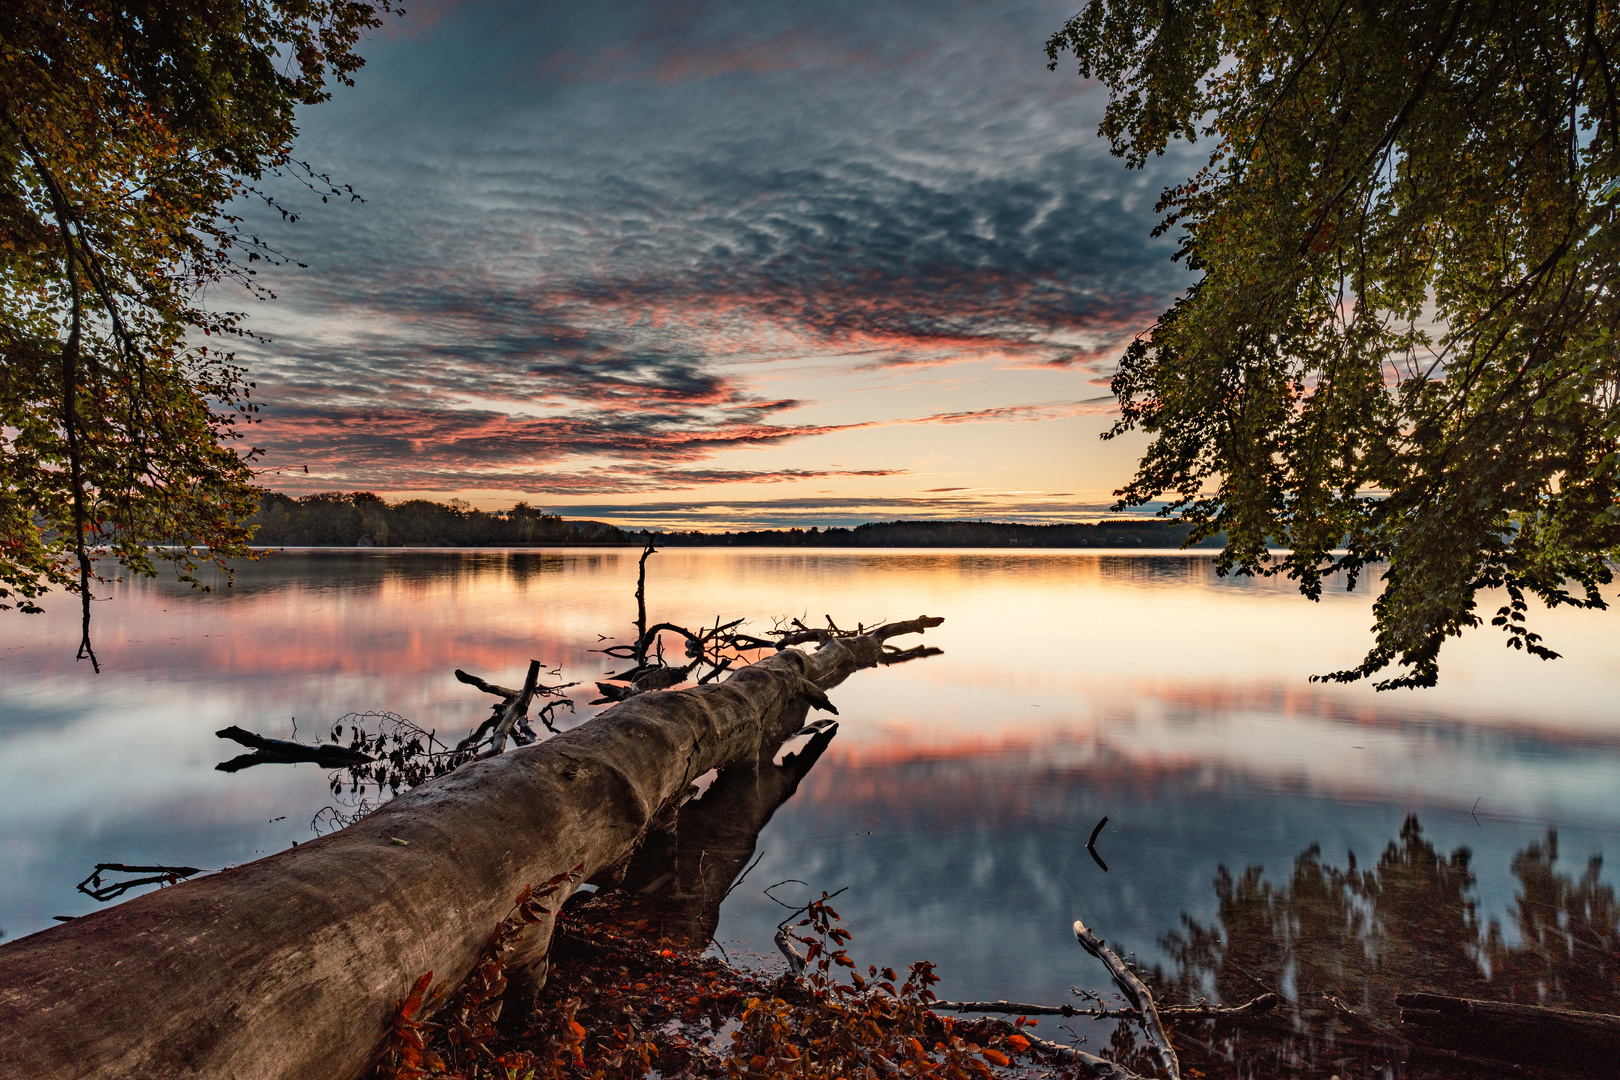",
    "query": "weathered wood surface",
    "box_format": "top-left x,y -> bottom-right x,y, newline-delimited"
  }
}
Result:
1398,991 -> 1620,1076
0,618 -> 941,1080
